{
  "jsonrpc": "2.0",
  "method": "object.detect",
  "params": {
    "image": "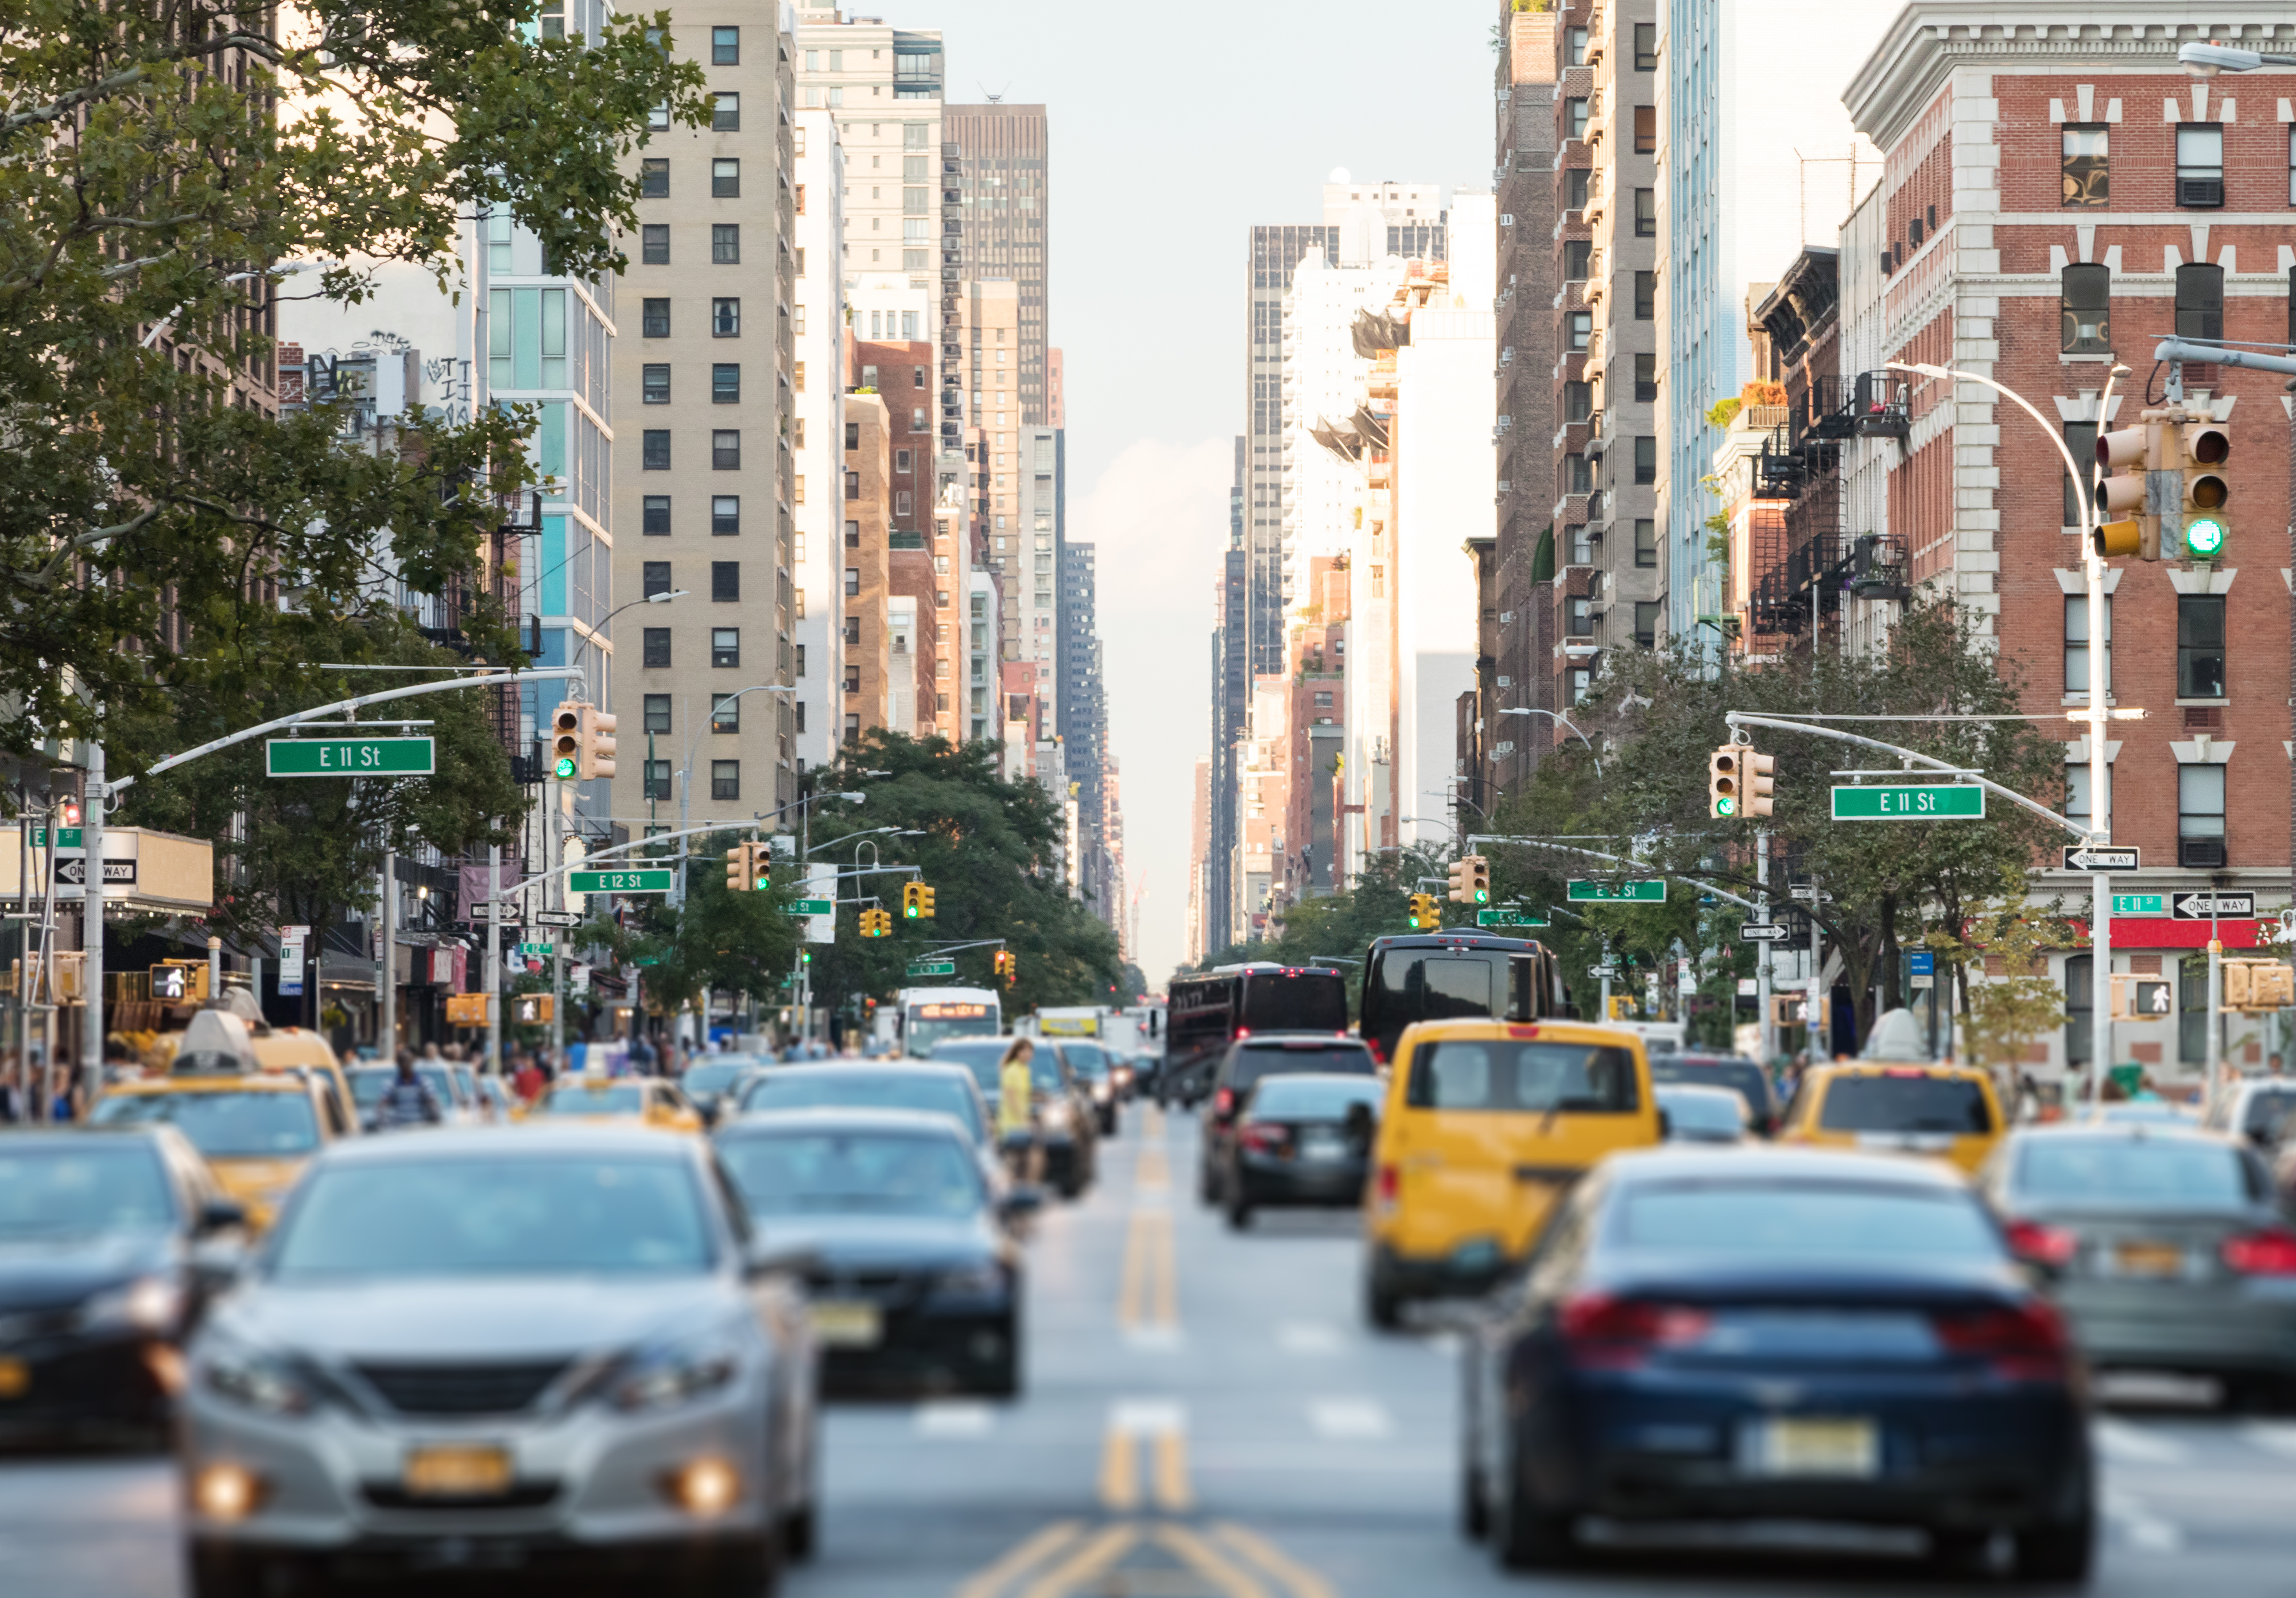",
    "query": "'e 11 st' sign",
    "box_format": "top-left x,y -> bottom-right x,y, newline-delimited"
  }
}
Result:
1831,784 -> 1985,820
267,736 -> 436,777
